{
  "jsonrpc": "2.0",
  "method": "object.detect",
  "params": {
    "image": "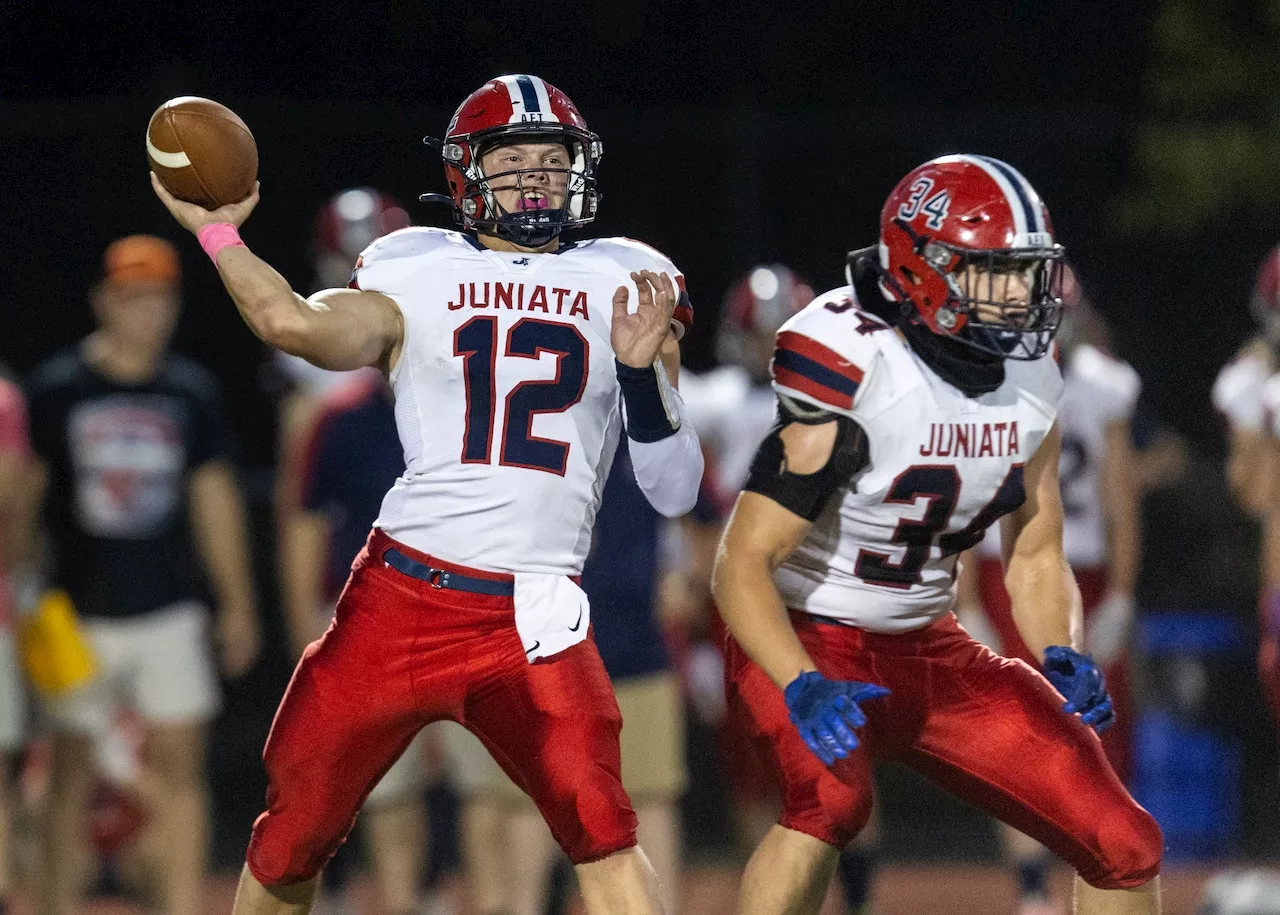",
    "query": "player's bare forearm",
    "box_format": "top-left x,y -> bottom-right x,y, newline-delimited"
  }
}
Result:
1001,424 -> 1083,657
1101,421 -> 1141,595
212,249 -> 403,373
1005,549 -> 1081,657
713,492 -> 819,690
190,461 -> 257,615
